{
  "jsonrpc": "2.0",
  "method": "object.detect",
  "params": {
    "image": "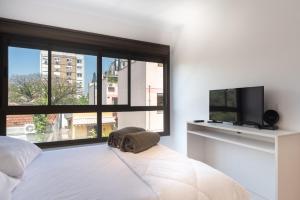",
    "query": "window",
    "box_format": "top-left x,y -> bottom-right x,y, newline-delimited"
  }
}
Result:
108,86 -> 115,92
157,93 -> 164,114
77,82 -> 83,88
112,97 -> 118,105
8,47 -> 48,106
102,111 -> 164,137
0,19 -> 169,147
6,113 -> 97,143
157,93 -> 164,106
54,57 -> 60,65
102,57 -> 128,105
42,57 -> 48,64
51,51 -> 96,105
66,58 -> 72,66
4,47 -> 167,146
131,61 -> 163,106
